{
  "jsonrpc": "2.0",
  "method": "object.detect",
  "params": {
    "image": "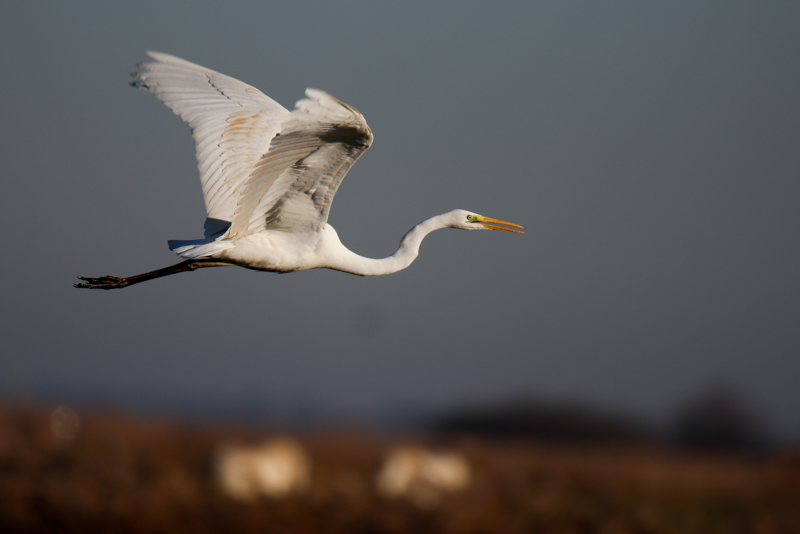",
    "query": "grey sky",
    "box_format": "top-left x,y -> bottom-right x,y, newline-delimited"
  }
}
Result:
1,3 -> 798,436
